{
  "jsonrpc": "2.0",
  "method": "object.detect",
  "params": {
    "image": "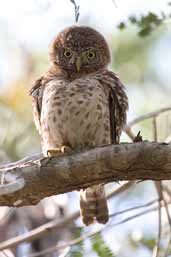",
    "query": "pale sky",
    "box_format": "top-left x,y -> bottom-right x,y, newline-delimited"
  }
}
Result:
0,0 -> 169,50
